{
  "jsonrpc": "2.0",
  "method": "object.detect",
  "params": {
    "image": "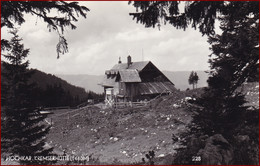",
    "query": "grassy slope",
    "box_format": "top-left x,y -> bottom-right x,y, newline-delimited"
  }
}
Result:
46,82 -> 259,164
